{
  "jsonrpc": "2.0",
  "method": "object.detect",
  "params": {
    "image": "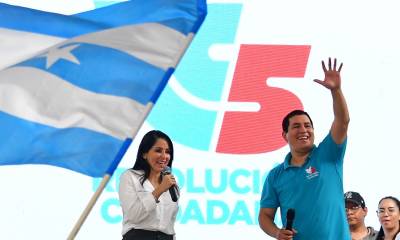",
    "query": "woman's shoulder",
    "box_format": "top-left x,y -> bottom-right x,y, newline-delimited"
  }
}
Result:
121,169 -> 144,178
395,231 -> 400,240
